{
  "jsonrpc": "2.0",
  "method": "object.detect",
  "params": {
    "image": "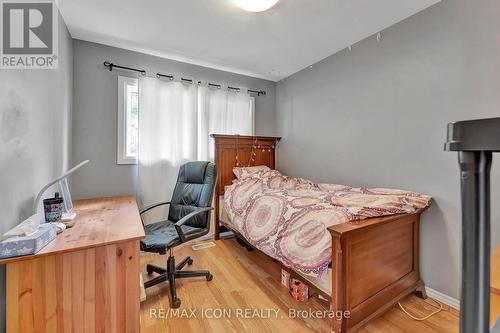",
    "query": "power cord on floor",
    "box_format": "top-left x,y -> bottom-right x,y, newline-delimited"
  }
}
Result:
397,298 -> 443,321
